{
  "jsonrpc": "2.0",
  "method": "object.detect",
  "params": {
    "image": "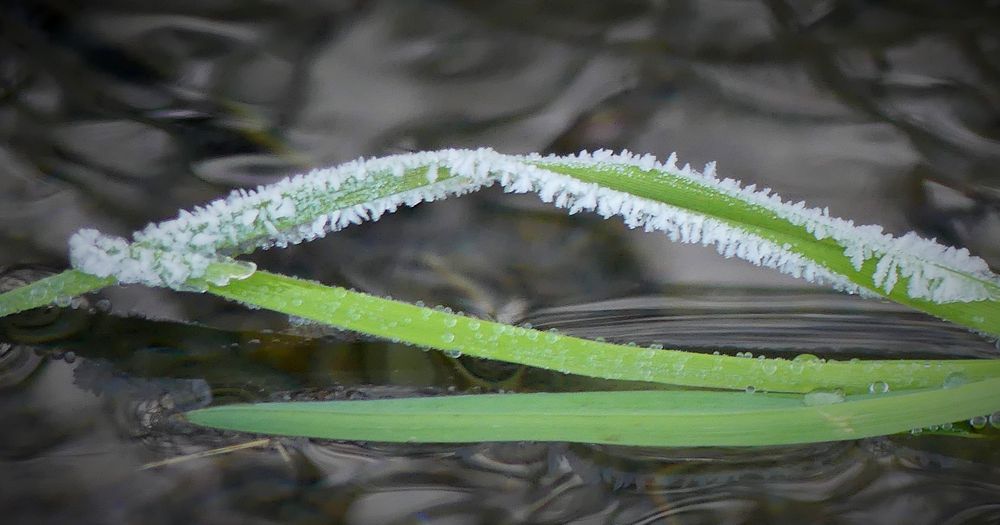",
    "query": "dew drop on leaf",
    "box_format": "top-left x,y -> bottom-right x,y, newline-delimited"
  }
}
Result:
803,389 -> 845,406
942,372 -> 967,389
868,381 -> 889,394
53,296 -> 72,307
